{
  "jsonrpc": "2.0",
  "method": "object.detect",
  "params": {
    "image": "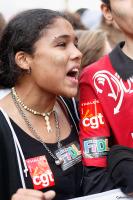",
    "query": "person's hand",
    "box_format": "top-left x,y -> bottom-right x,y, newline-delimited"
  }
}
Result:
11,188 -> 56,200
